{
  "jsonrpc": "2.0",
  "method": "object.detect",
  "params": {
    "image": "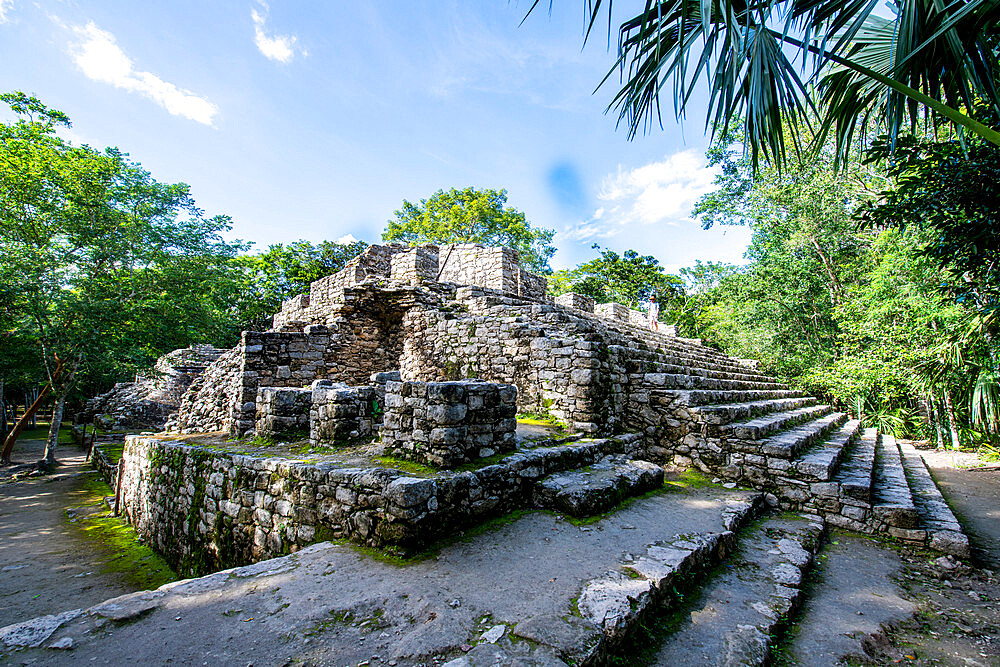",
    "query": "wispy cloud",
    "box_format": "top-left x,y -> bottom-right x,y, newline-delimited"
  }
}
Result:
562,149 -> 718,242
335,234 -> 358,245
251,2 -> 301,64
69,22 -> 218,126
0,0 -> 13,23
